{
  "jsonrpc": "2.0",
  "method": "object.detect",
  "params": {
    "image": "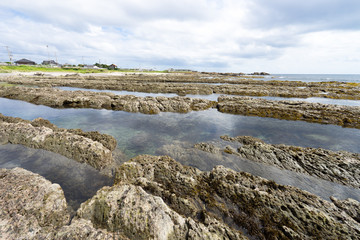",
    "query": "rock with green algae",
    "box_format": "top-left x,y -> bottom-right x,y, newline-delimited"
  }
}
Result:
2,156 -> 360,239
0,85 -> 215,114
75,184 -> 245,239
217,95 -> 360,129
111,155 -> 360,239
0,167 -> 70,240
211,135 -> 360,189
0,114 -> 116,171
